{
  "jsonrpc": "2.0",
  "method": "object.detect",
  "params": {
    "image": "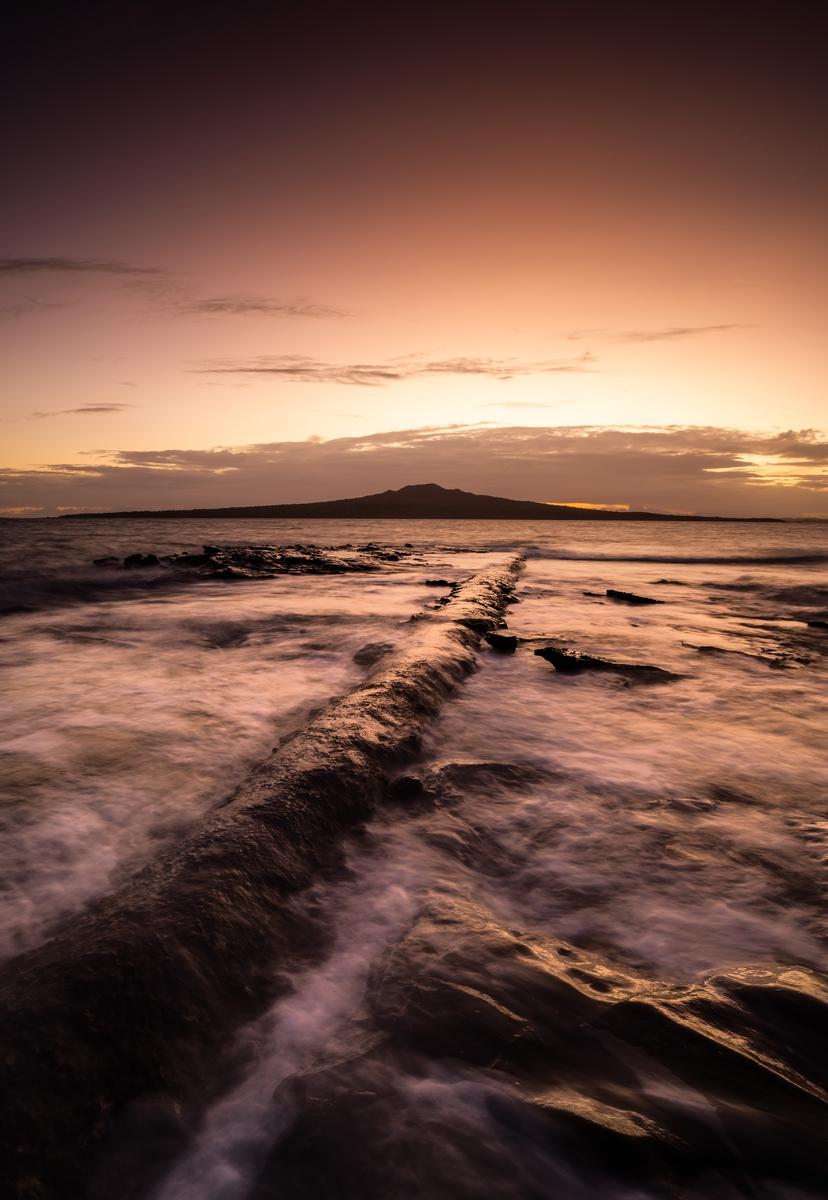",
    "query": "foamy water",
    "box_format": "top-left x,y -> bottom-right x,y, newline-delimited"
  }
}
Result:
0,545 -> 488,958
1,516 -> 826,1197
